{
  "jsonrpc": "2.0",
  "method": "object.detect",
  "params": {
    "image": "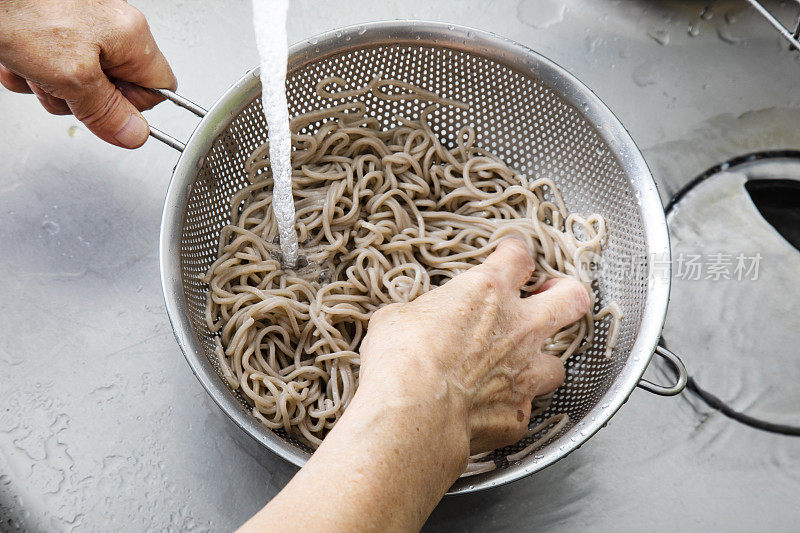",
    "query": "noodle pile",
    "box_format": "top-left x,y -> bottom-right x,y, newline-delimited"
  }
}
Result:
204,78 -> 621,474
